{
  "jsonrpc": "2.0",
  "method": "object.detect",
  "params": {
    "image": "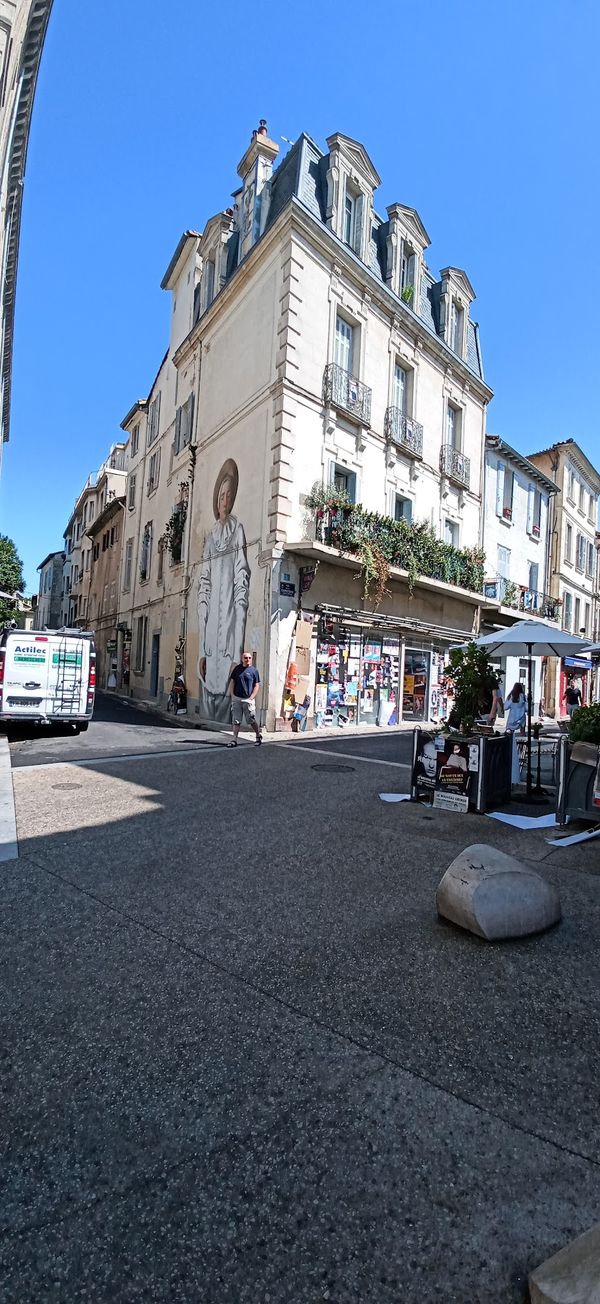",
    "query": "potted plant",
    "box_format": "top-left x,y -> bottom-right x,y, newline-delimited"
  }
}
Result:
562,704 -> 600,821
444,642 -> 500,731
